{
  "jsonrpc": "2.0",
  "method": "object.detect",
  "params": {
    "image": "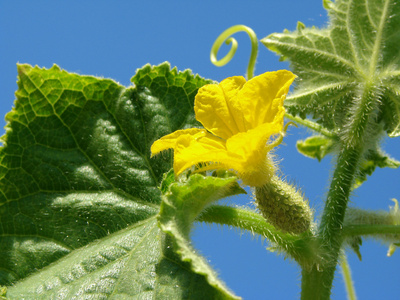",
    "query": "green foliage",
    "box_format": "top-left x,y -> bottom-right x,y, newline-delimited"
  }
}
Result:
0,63 -> 230,299
355,148 -> 400,188
296,135 -> 335,161
344,200 -> 400,258
296,135 -> 400,189
0,287 -> 6,299
159,174 -> 246,299
2,0 -> 400,298
262,0 -> 400,138
262,1 -> 400,298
